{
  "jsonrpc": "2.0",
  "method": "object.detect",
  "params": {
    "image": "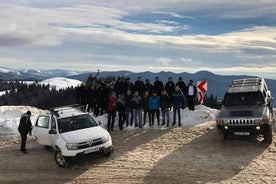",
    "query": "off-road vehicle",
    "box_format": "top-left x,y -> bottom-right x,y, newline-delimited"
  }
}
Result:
33,105 -> 113,167
216,78 -> 274,143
